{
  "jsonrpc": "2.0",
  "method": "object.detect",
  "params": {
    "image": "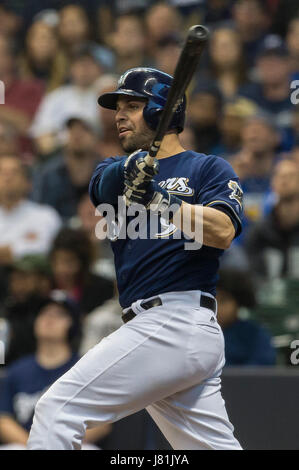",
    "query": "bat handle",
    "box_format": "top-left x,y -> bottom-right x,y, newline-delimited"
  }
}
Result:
145,141 -> 161,165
